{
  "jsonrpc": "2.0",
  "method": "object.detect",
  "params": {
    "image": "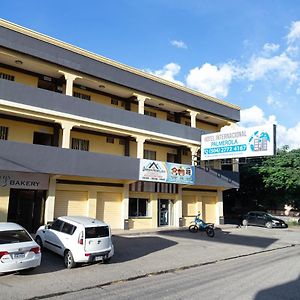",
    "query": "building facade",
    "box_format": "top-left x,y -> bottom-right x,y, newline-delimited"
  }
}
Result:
0,19 -> 240,232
